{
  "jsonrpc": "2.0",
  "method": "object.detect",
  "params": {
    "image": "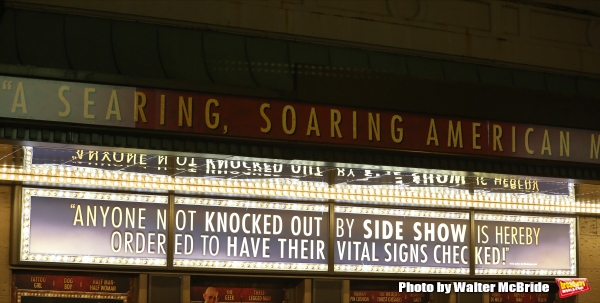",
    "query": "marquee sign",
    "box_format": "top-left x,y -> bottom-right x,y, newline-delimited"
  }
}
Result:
18,187 -> 577,276
474,213 -> 576,276
333,206 -> 471,275
13,273 -> 133,303
25,146 -> 571,196
3,75 -> 600,164
20,188 -> 168,266
172,197 -> 329,271
25,146 -> 330,183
